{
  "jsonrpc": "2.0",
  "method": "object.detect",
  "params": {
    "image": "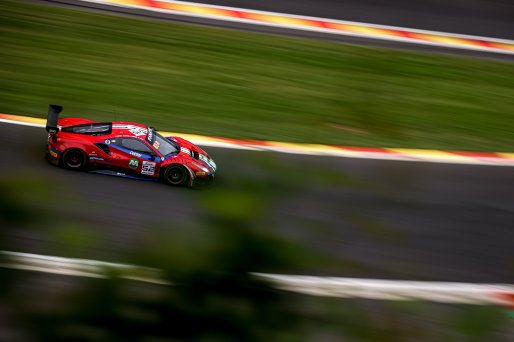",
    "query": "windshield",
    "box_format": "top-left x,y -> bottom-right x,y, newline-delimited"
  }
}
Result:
153,131 -> 179,156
